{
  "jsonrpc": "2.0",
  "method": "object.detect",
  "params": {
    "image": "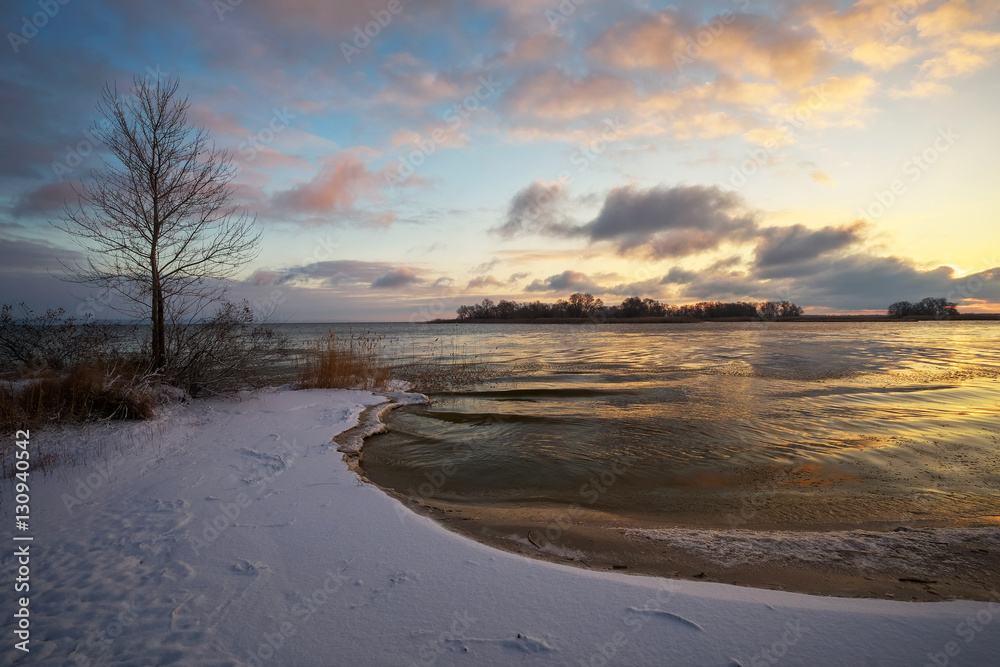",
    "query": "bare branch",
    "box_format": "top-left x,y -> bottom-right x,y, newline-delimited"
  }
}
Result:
50,74 -> 260,371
